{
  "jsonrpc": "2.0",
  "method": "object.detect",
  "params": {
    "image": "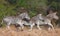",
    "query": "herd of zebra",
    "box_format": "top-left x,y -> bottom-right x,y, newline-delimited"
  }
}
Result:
1,12 -> 59,31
